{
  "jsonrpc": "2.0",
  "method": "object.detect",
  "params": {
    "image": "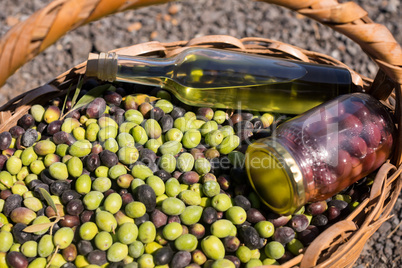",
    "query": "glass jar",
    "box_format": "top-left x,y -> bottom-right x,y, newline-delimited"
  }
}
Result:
245,93 -> 395,215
